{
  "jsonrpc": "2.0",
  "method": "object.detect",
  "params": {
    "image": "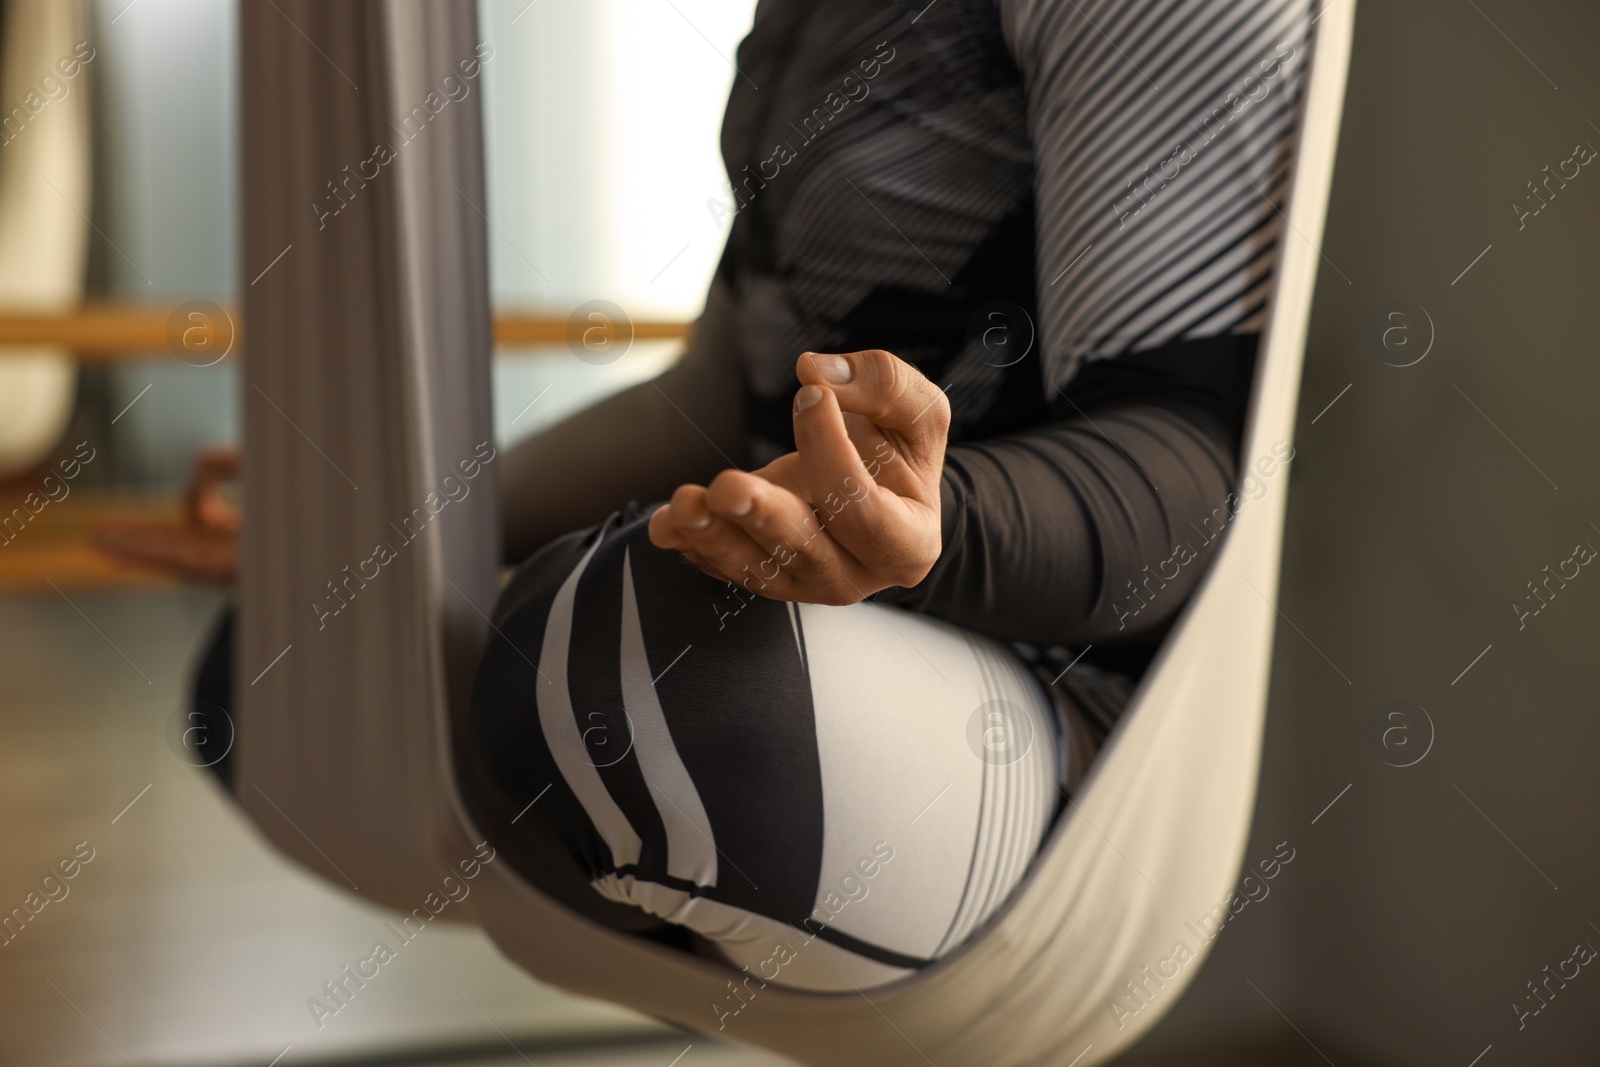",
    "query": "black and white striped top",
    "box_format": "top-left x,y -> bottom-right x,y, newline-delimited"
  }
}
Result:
718,0 -> 1313,464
